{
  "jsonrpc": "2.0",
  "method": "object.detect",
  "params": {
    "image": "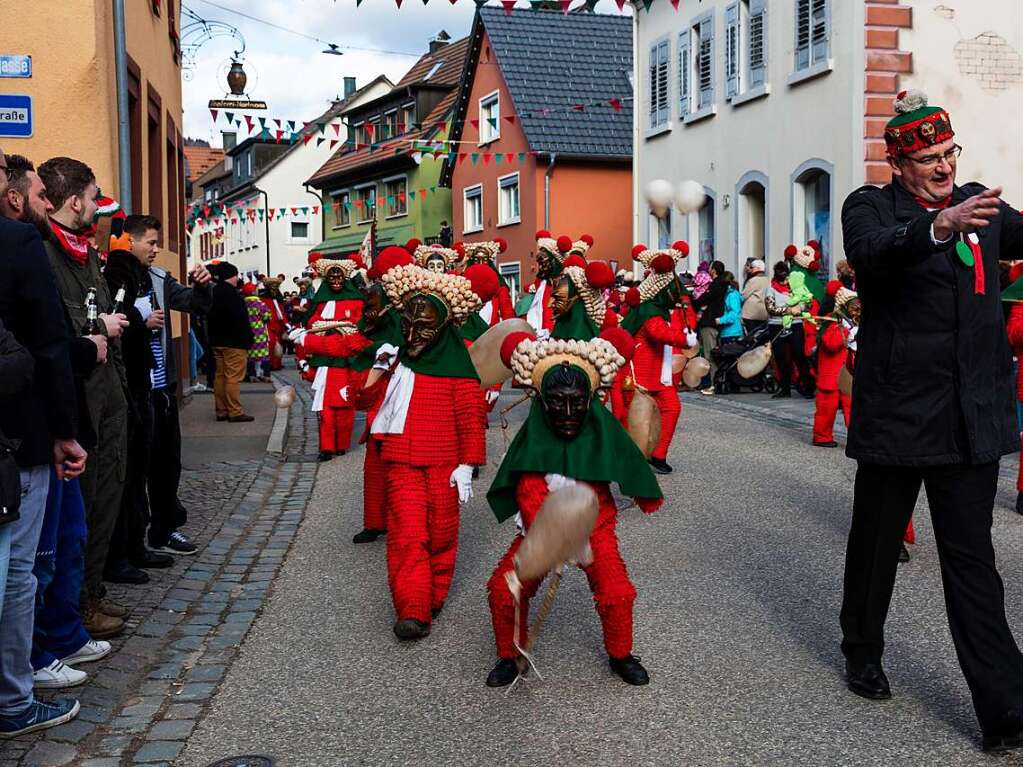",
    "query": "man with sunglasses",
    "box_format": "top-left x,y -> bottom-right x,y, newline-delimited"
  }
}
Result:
840,90 -> 1023,752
